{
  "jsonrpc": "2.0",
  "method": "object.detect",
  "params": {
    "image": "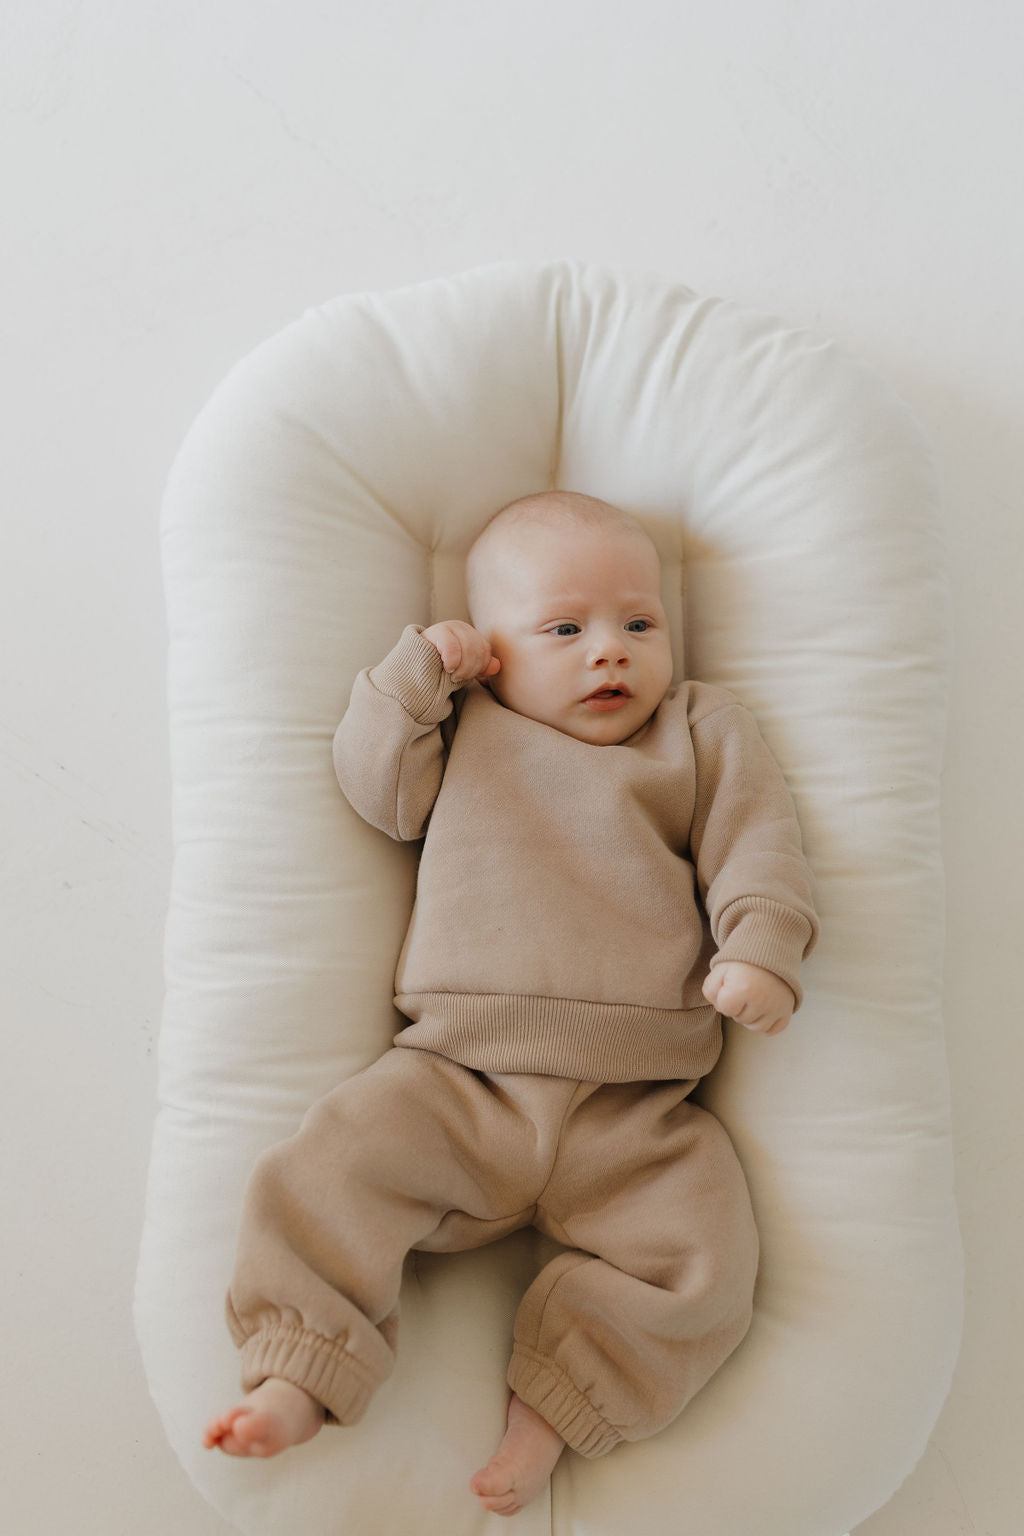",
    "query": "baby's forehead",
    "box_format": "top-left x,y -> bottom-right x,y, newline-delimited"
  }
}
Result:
507,568 -> 664,618
519,562 -> 655,597
467,514 -> 664,625
521,527 -> 657,572
498,519 -> 656,563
